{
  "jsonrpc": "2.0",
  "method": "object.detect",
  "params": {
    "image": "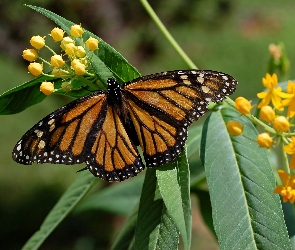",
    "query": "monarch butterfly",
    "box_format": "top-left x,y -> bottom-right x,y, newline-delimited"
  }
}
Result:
12,70 -> 237,182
